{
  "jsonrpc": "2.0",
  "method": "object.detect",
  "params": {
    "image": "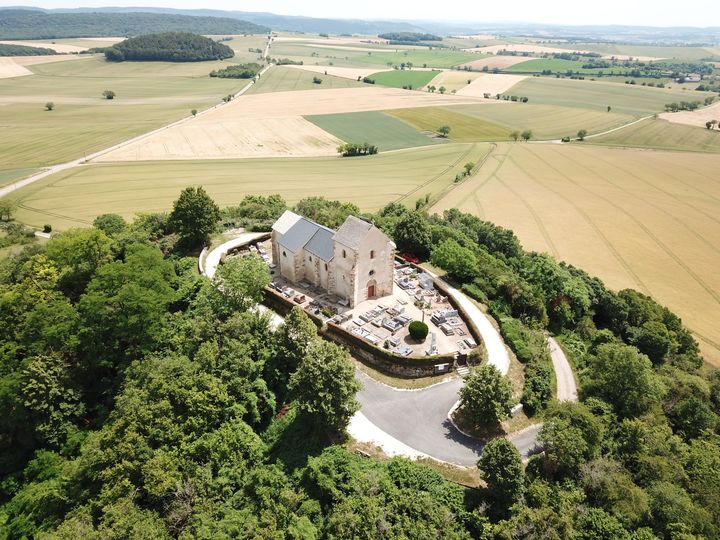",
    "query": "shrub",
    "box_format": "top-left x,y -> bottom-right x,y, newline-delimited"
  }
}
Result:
45,102 -> 54,111
409,321 -> 429,341
312,76 -> 322,84
102,89 -> 115,100
42,224 -> 52,233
